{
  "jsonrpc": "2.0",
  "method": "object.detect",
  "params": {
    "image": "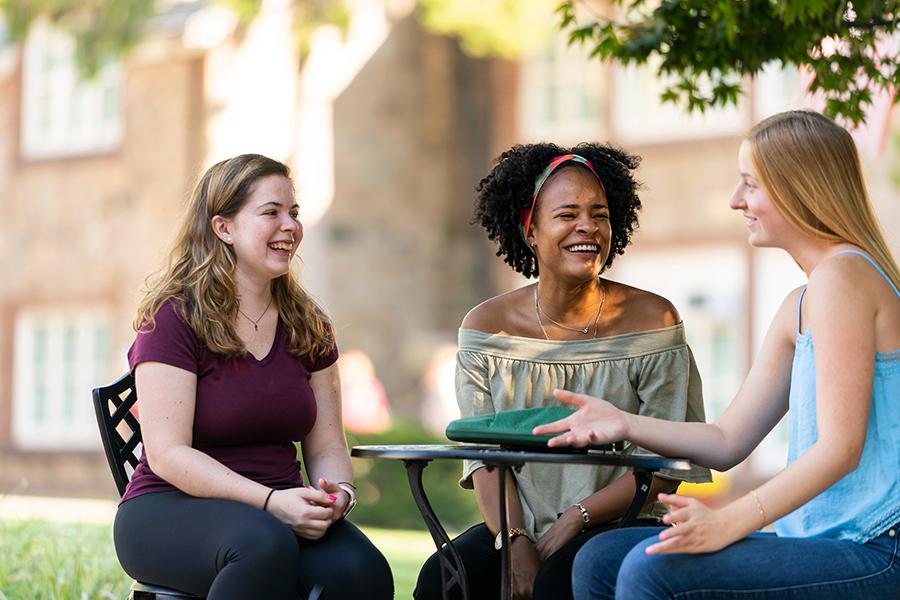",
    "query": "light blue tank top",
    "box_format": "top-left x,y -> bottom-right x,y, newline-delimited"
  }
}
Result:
775,250 -> 900,543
